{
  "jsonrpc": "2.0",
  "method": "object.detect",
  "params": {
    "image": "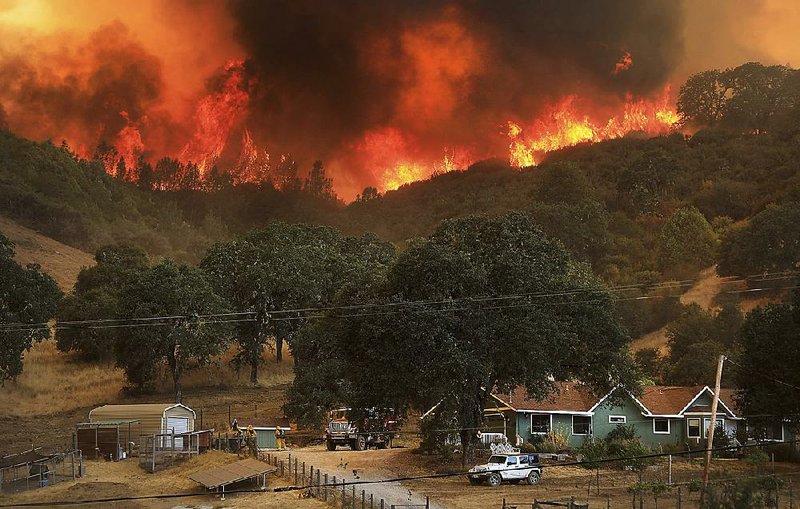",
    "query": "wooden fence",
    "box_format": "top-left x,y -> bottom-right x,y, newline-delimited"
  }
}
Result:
263,452 -> 432,509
